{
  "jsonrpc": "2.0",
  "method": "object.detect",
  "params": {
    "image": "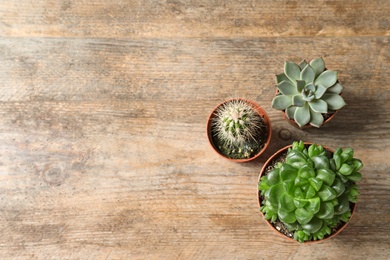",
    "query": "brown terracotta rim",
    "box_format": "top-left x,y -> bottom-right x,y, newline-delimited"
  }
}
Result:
206,98 -> 272,163
257,142 -> 357,243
